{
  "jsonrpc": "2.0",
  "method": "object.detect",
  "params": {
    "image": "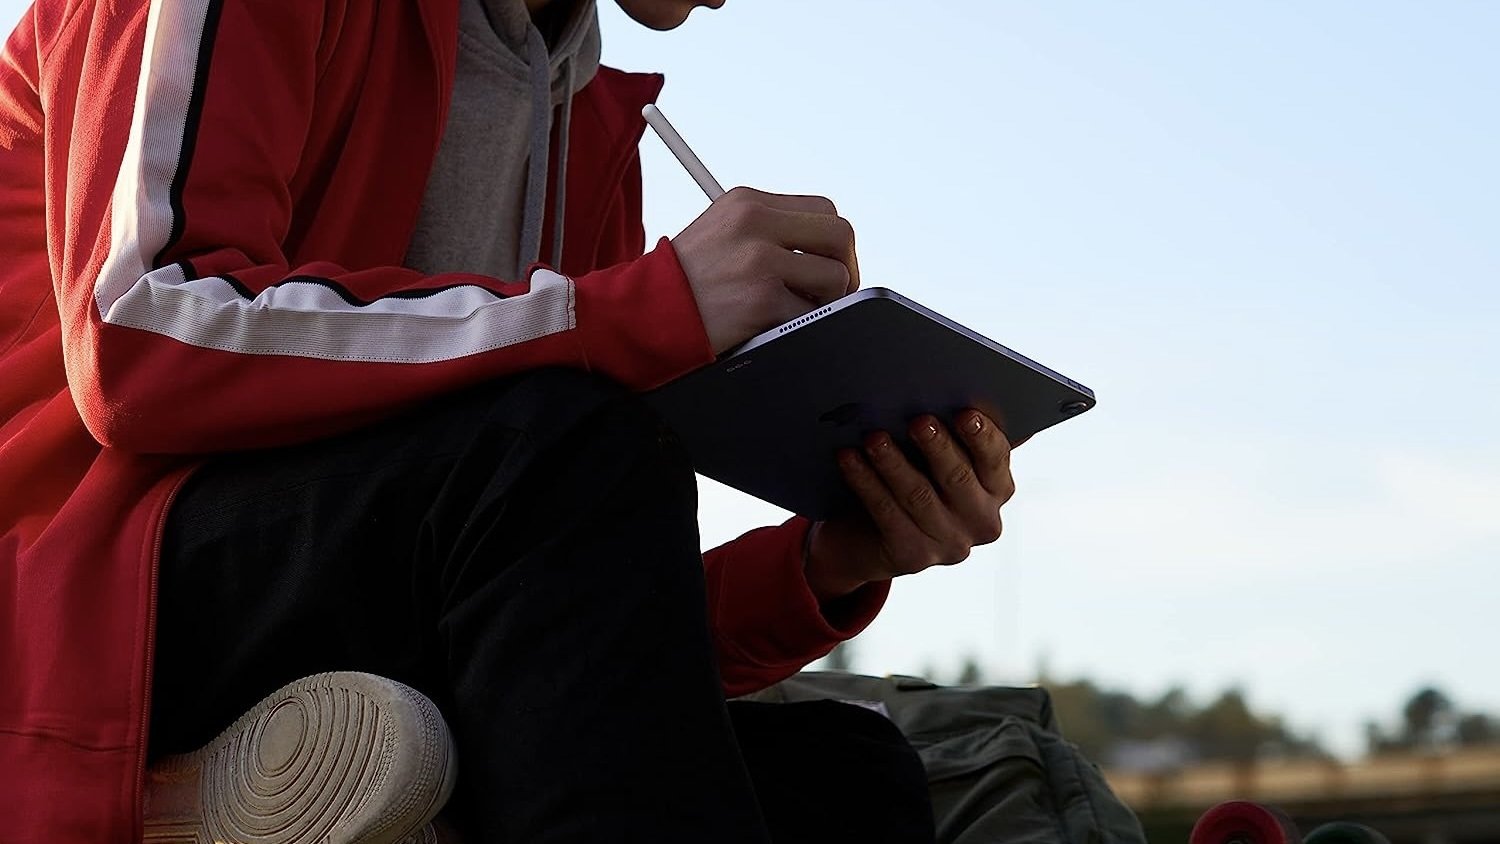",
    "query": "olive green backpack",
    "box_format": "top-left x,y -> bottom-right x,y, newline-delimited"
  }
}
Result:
744,672 -> 1147,844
